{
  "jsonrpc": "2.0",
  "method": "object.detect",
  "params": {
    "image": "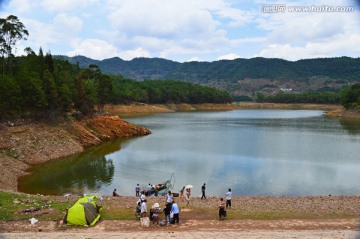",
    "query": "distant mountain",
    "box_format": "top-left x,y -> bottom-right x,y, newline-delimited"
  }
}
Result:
56,55 -> 180,80
55,55 -> 360,98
